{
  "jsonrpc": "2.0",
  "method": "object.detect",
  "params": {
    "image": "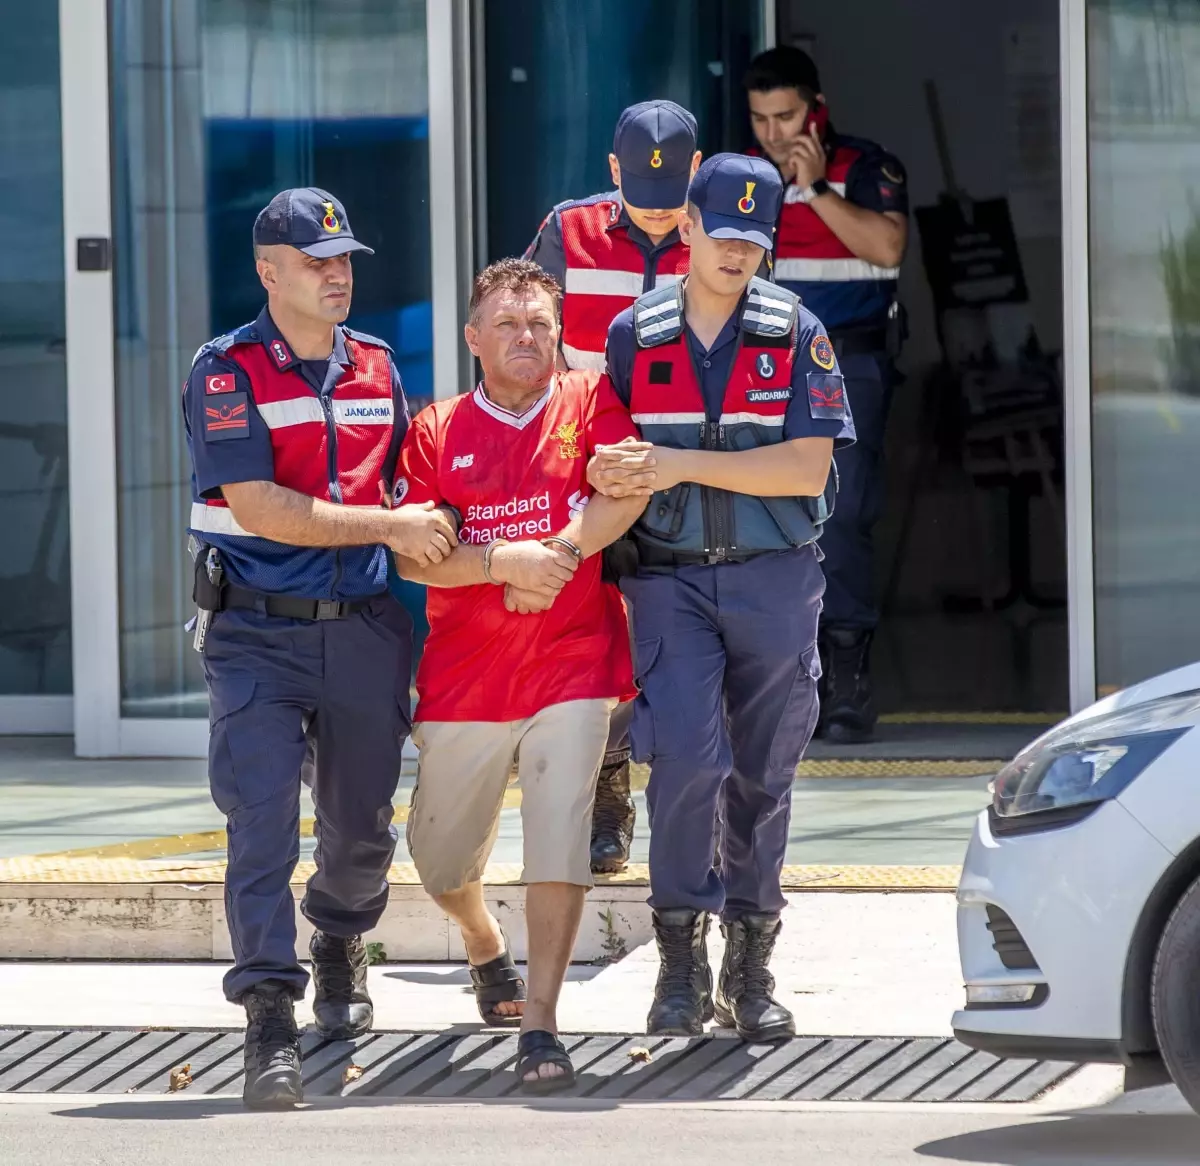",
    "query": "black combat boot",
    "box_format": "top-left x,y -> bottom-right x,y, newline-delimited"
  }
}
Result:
242,980 -> 303,1110
590,750 -> 635,874
310,931 -> 373,1040
714,913 -> 796,1042
647,909 -> 713,1035
820,627 -> 876,744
